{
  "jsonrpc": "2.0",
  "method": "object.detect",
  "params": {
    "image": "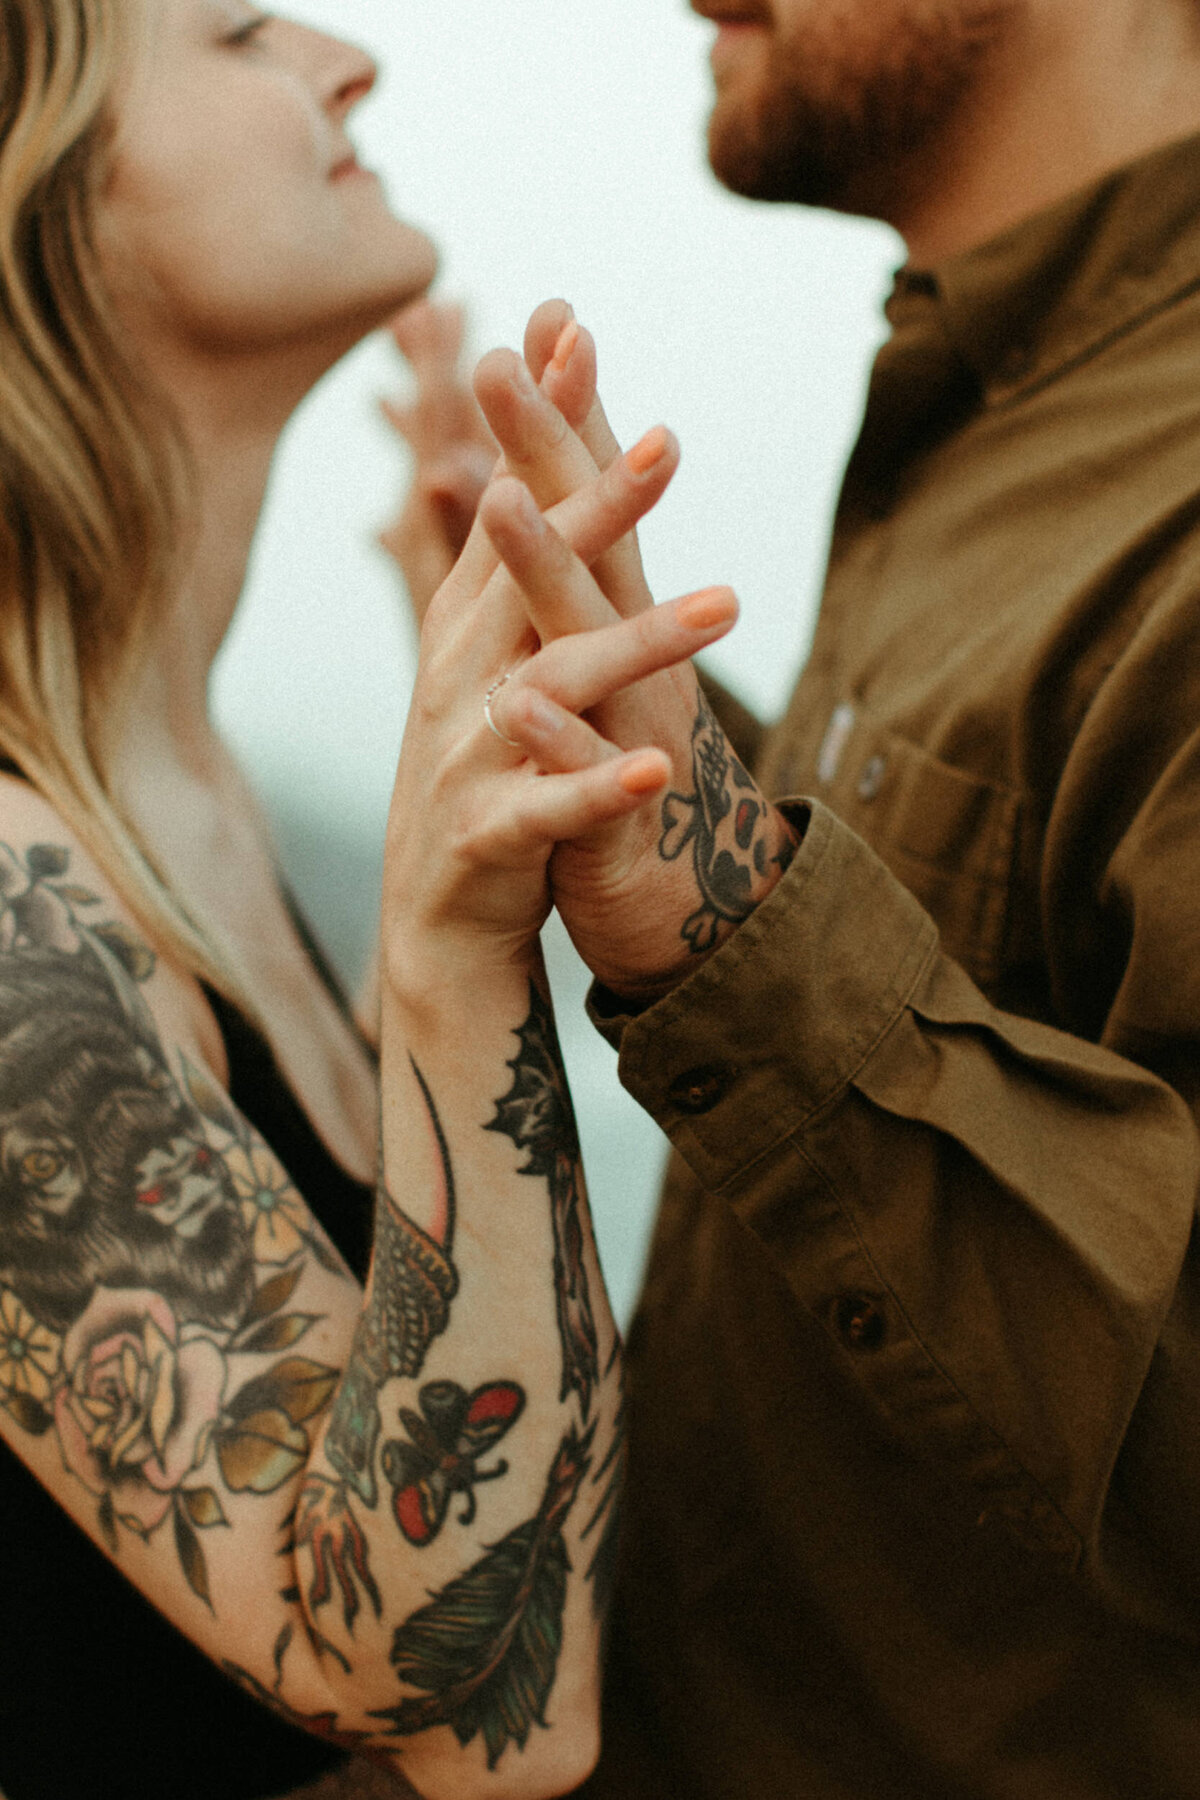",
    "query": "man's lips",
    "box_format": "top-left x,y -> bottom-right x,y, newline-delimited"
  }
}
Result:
691,2 -> 769,23
706,15 -> 769,70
